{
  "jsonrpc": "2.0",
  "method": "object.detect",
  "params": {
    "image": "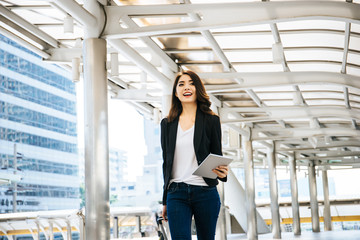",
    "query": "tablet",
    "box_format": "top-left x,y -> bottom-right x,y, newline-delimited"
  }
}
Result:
192,154 -> 233,179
